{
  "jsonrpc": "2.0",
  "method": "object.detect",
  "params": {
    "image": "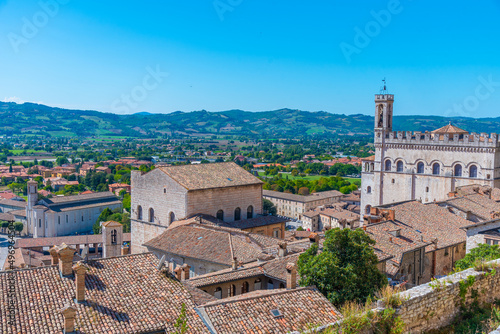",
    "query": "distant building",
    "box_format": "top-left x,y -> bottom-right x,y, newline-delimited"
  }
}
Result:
361,92 -> 500,222
262,189 -> 343,221
25,181 -> 122,237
